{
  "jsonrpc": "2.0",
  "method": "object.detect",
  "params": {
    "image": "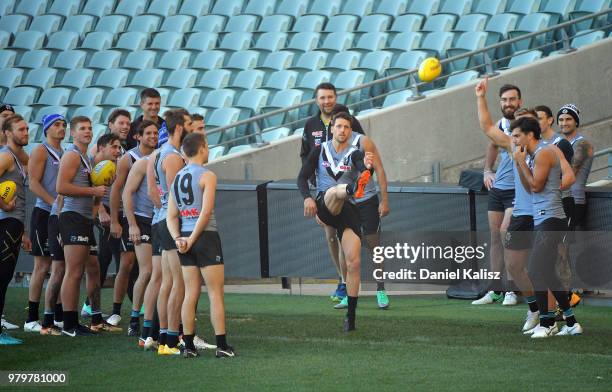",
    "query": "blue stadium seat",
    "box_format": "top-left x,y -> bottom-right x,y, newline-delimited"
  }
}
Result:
231,69 -> 266,91
0,14 -> 30,35
472,0 -> 506,16
147,0 -> 178,17
420,32 -> 455,58
262,127 -> 291,142
48,0 -> 81,18
234,89 -> 270,117
262,70 -> 299,93
0,68 -> 23,98
34,106 -> 69,124
82,0 -> 114,18
29,123 -> 42,143
421,14 -> 457,32
127,69 -> 165,89
161,15 -> 195,33
322,51 -> 362,73
0,50 -> 17,69
295,70 -> 332,96
80,32 -> 114,54
184,32 -> 218,52
167,88 -> 201,108
208,145 -> 226,160
35,87 -> 72,107
212,0 -> 244,17
507,50 -> 543,68
157,50 -> 191,70
67,87 -> 104,107
438,0 -> 473,16
112,32 -> 150,53
122,50 -> 157,71
260,89 -> 303,128
61,15 -> 95,38
127,15 -> 161,33
244,0 -> 277,16
162,69 -> 198,89
286,32 -> 321,52
14,0 -> 47,17
571,29 -> 606,48
385,51 -> 428,90
86,50 -> 122,71
446,31 -> 488,71
382,89 -> 414,108
485,13 -> 519,41
353,32 -> 388,53
29,15 -> 63,36
444,70 -> 480,88
334,70 -> 367,105
19,67 -> 57,91
192,15 -> 227,32
254,32 -> 288,53
206,108 -> 242,144
150,32 -> 184,53
52,49 -> 87,71
227,145 -> 256,155
95,15 -> 129,35
454,14 -> 489,32
319,32 -> 354,53
257,15 -> 293,32
0,31 -> 10,49
11,31 -> 46,54
71,106 -> 104,125
0,1 -> 14,16
195,69 -> 232,93
13,106 -> 33,122
90,68 -> 129,91
387,32 -> 423,57
201,89 -> 235,110
291,15 -> 326,32
356,50 -> 393,80
276,0 -> 309,17
307,0 -> 342,17
569,0 -> 610,30
224,14 -> 260,32
389,14 -> 424,32
179,0 -> 212,17
356,14 -> 392,32
100,87 -> 139,107
115,0 -> 148,18
408,0 -> 441,16
218,32 -> 253,52
45,31 -> 80,53
541,0 -> 577,25
376,0 -> 409,16
17,50 -> 52,70
289,50 -> 328,72
223,50 -> 260,71
191,50 -> 226,70
323,15 -> 359,32
342,0 -> 375,16
508,13 -> 551,52
507,0 -> 541,15
256,51 -> 294,72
